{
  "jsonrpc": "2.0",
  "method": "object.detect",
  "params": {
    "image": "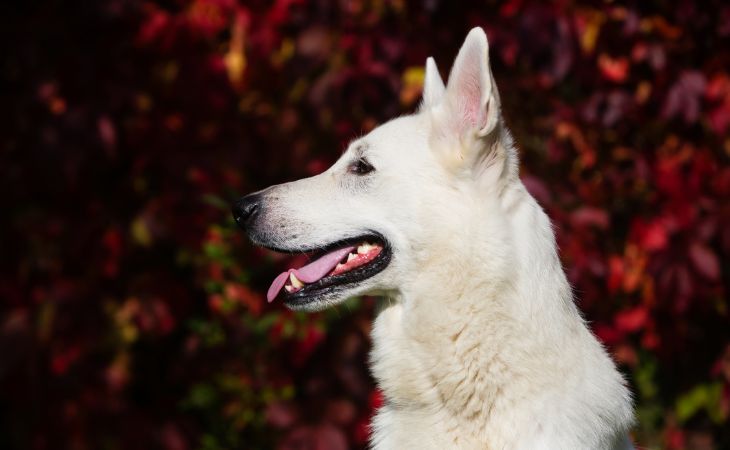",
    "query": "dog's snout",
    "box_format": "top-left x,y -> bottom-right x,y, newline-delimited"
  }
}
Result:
232,194 -> 261,230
